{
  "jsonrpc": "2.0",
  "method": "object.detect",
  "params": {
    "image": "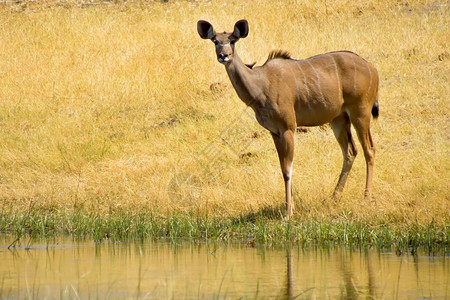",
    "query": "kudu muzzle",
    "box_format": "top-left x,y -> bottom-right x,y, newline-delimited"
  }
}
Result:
216,43 -> 233,64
